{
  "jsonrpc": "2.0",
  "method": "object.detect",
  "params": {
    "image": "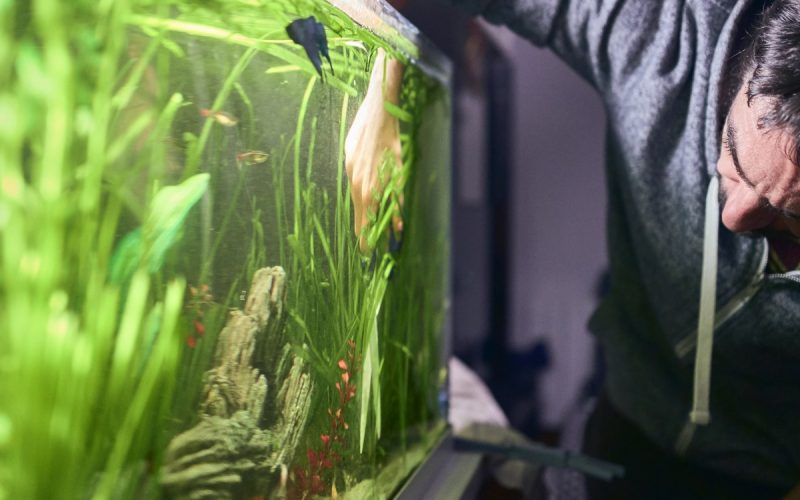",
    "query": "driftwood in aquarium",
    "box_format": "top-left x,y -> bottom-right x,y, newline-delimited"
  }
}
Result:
201,311 -> 267,419
270,352 -> 314,468
161,266 -> 315,499
160,411 -> 274,499
246,266 -> 291,412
